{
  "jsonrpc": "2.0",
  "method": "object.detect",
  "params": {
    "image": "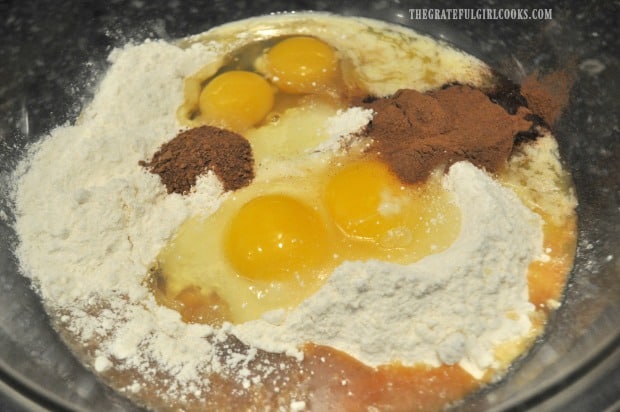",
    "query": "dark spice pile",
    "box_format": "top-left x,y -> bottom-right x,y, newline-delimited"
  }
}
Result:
140,125 -> 254,194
